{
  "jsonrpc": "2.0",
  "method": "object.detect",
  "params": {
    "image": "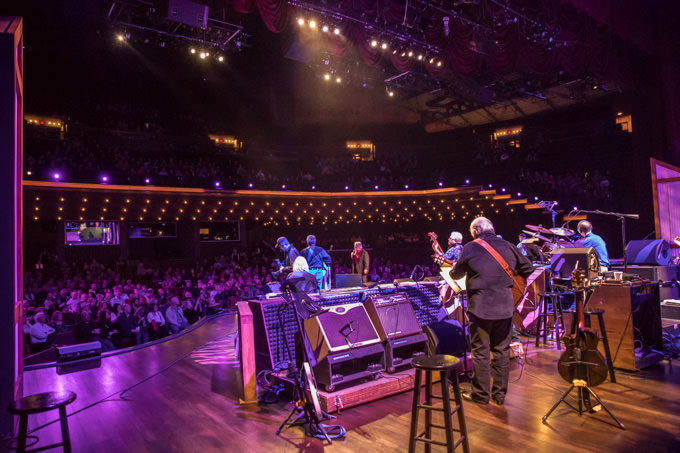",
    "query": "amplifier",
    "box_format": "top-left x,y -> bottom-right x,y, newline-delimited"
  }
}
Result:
364,293 -> 422,340
57,341 -> 102,375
